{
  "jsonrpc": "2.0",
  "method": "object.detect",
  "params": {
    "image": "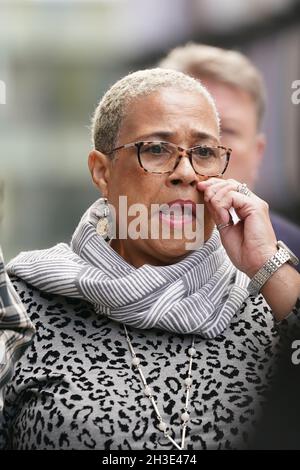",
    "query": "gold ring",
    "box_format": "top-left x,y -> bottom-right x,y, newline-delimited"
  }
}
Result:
216,221 -> 233,231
